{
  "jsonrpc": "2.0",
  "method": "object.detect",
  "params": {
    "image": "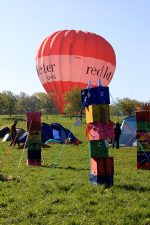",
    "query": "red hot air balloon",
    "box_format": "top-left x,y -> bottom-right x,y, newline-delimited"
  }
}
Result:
35,30 -> 116,113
